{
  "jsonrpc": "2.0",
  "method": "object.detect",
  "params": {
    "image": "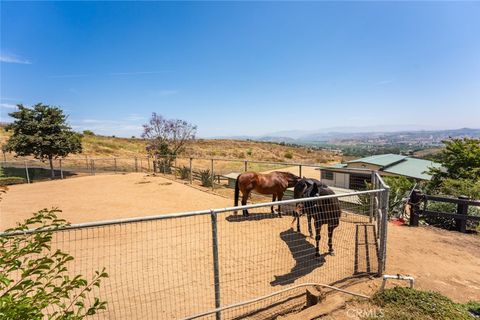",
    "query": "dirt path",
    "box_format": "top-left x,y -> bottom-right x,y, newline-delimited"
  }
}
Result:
1,173 -> 479,319
0,173 -> 232,229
